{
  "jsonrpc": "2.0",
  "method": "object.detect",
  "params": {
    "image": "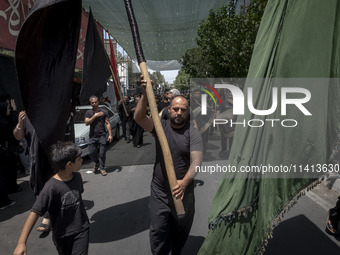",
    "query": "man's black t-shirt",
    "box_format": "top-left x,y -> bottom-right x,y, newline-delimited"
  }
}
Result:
118,102 -> 134,121
31,172 -> 89,238
157,101 -> 169,112
152,119 -> 202,190
85,109 -> 109,138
